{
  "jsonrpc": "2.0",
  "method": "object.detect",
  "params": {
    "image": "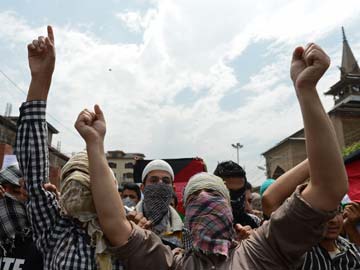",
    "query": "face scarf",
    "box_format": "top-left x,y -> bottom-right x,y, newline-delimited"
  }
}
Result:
143,183 -> 173,224
230,187 -> 258,229
0,194 -> 30,256
59,152 -> 113,270
122,197 -> 136,208
184,191 -> 234,257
